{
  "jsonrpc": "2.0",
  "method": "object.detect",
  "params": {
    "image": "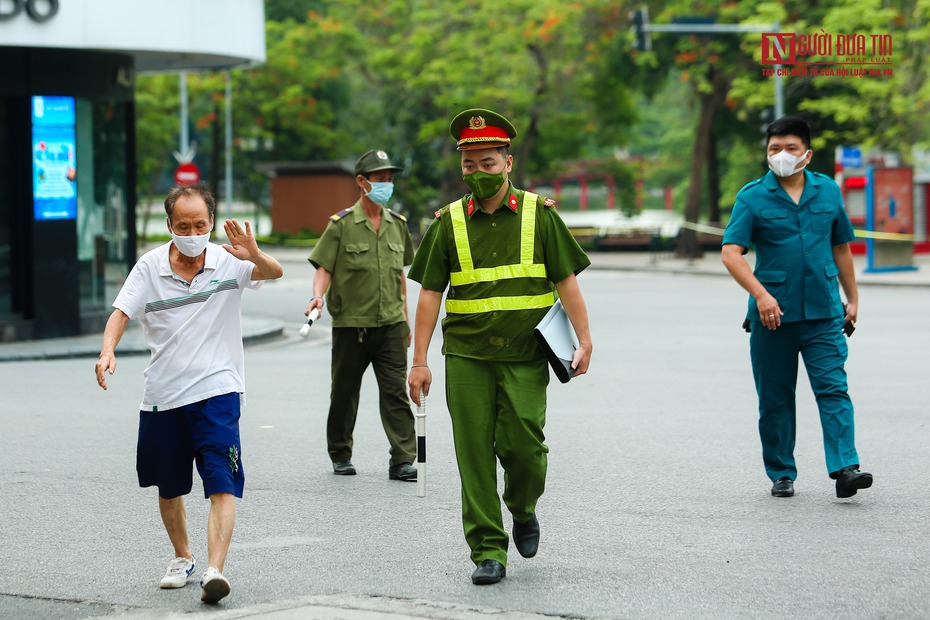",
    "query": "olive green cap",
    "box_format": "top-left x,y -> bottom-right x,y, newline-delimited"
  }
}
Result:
449,108 -> 517,150
355,149 -> 404,176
